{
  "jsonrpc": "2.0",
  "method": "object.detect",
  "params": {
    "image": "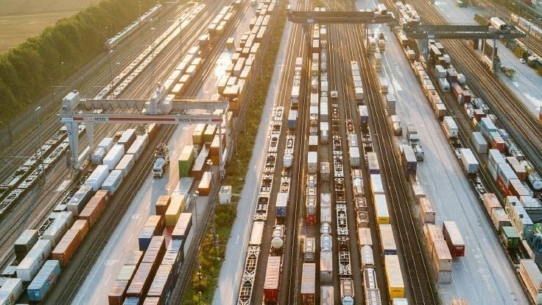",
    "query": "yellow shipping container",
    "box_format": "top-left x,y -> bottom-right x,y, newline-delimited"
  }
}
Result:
384,255 -> 405,299
164,195 -> 186,227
